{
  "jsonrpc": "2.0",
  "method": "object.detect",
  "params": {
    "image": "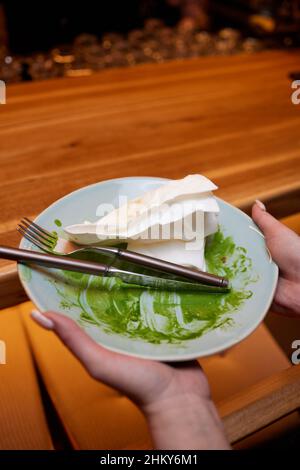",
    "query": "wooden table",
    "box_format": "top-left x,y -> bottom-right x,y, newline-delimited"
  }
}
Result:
1,50 -> 300,308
